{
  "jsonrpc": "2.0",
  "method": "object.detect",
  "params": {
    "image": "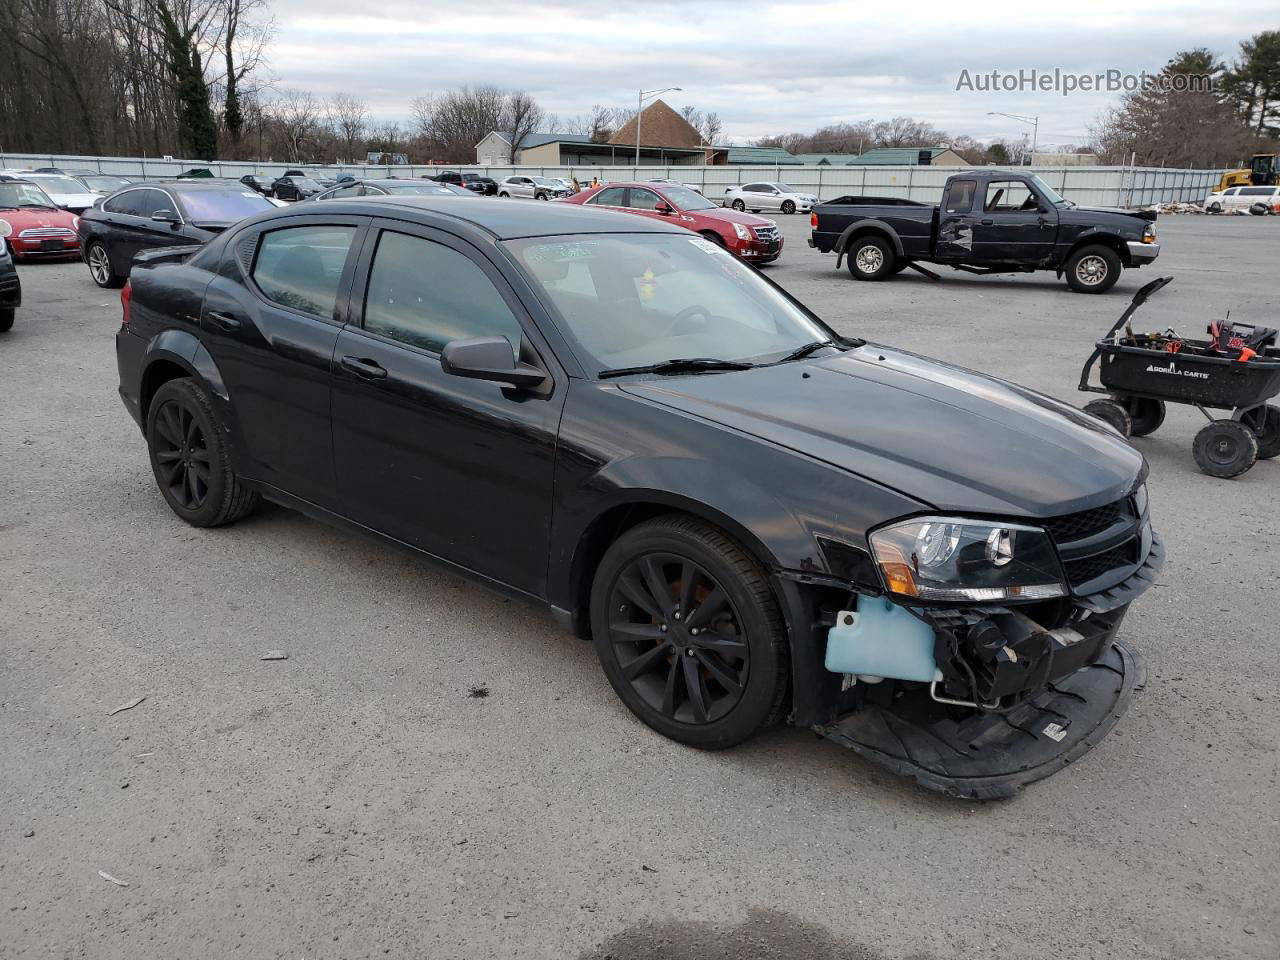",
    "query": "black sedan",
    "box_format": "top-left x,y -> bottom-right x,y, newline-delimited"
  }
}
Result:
113,197 -> 1162,798
239,174 -> 275,197
311,178 -> 475,201
78,181 -> 276,288
430,170 -> 498,195
271,174 -> 324,201
0,223 -> 20,333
